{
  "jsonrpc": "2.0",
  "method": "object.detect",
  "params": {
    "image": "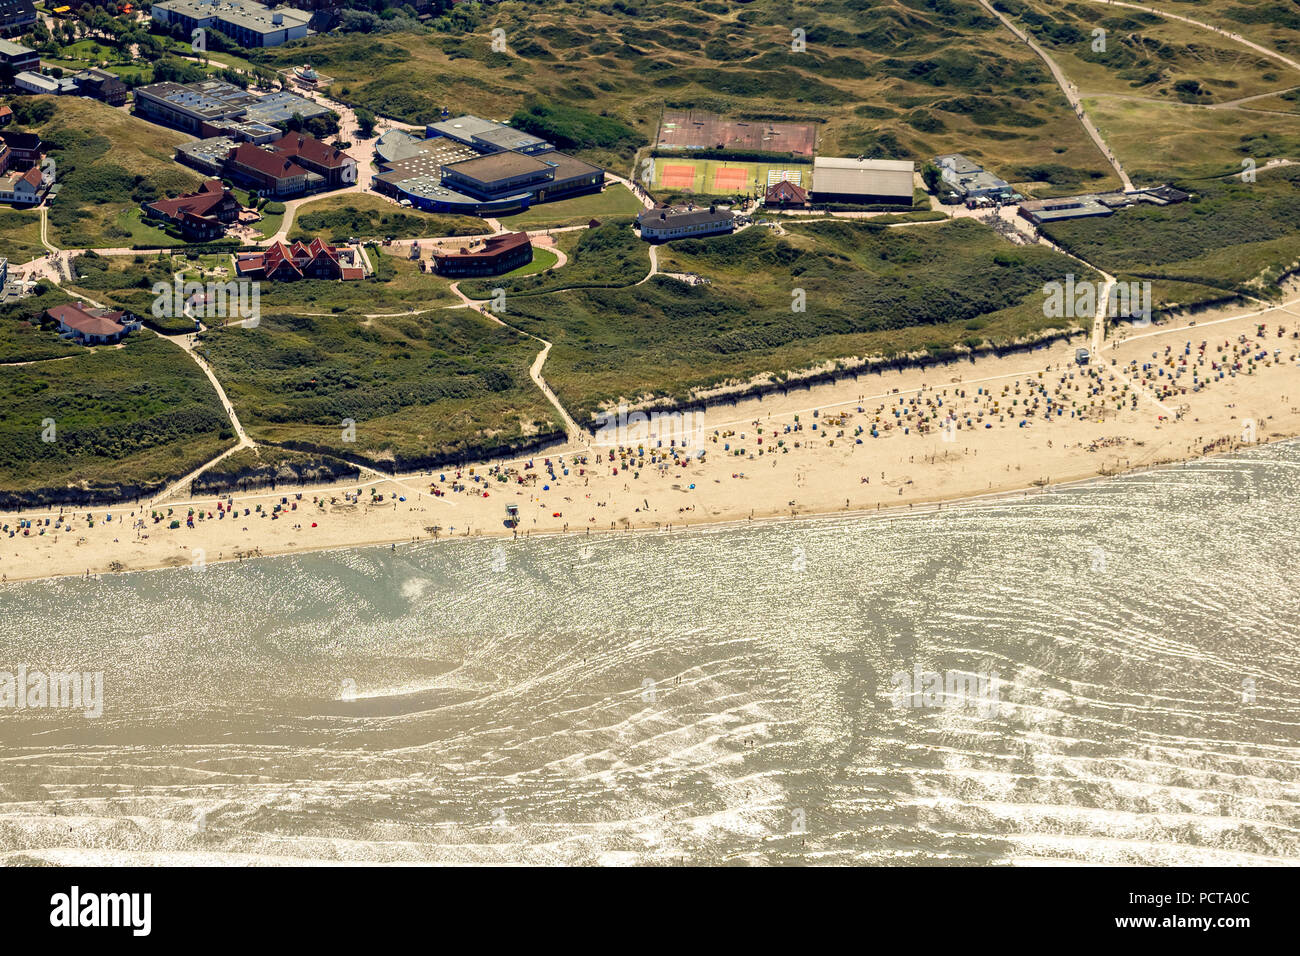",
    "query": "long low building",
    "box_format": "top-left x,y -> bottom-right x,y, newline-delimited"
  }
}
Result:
811,157 -> 915,206
1018,195 -> 1114,225
151,0 -> 309,48
134,80 -> 331,136
636,204 -> 734,242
